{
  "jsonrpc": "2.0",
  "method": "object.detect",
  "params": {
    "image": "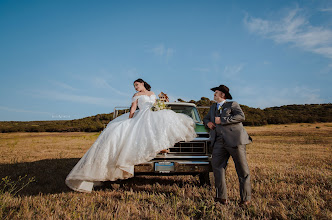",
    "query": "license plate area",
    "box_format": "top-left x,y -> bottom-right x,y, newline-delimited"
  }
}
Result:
154,162 -> 175,172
